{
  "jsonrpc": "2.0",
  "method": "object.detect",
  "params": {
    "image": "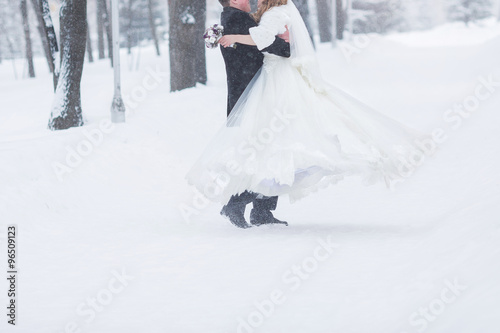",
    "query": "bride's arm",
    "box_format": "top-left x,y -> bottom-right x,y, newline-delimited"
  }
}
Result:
221,8 -> 288,50
220,28 -> 289,48
220,35 -> 256,48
